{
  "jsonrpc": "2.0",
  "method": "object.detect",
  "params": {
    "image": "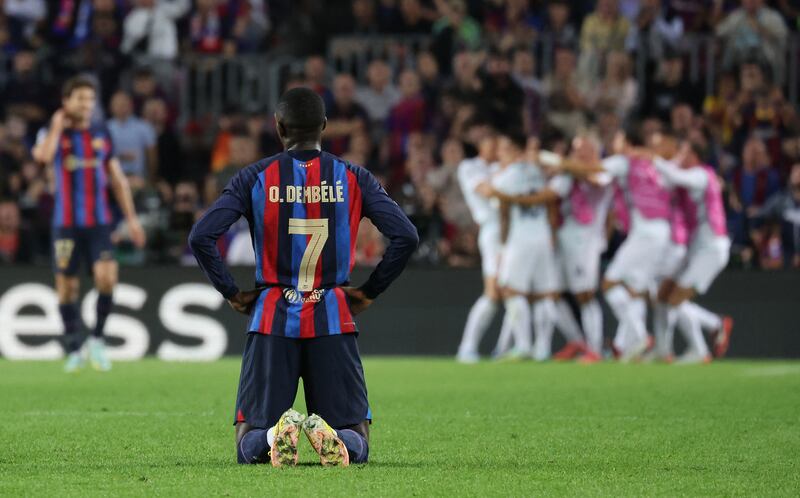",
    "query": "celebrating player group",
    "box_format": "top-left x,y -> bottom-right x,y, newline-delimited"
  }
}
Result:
456,125 -> 733,365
